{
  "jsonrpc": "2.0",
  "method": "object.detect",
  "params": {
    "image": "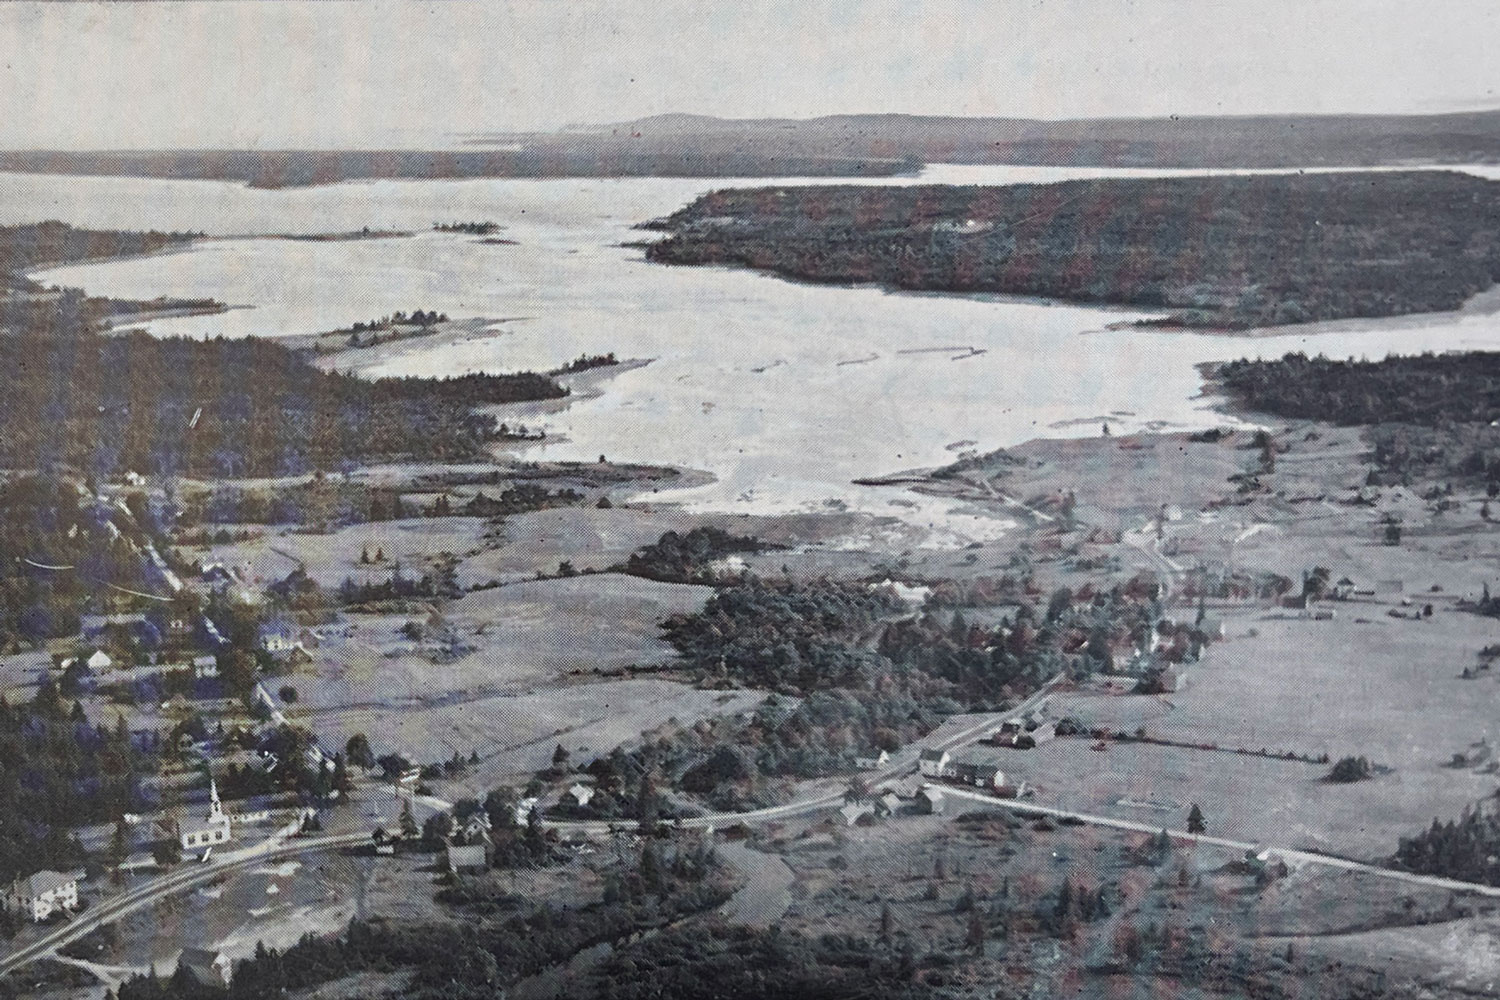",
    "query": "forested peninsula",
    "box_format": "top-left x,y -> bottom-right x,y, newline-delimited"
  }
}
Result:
0,222 -> 570,477
644,171 -> 1500,329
